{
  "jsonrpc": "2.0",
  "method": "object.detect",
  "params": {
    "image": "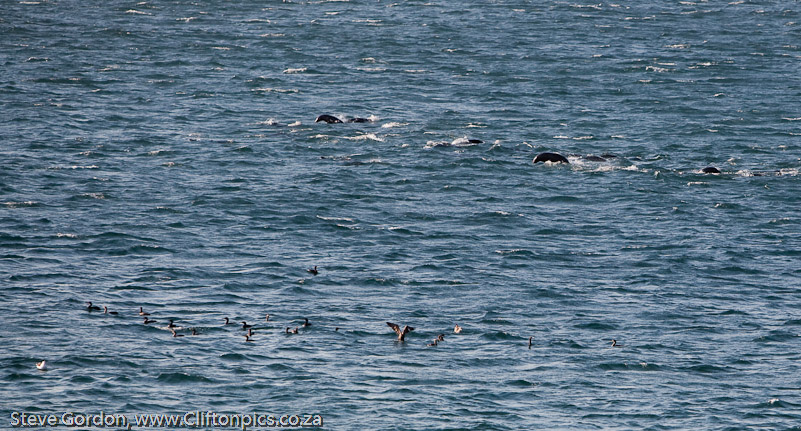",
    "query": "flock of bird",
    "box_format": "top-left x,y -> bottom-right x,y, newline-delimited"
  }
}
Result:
84,300 -> 467,347
36,266 -> 623,371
